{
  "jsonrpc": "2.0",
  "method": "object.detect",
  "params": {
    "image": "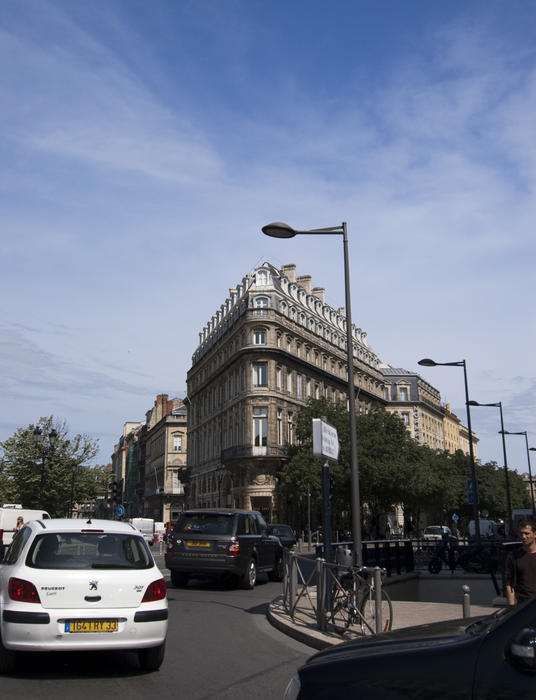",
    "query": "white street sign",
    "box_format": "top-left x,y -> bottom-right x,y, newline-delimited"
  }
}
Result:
312,419 -> 340,461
